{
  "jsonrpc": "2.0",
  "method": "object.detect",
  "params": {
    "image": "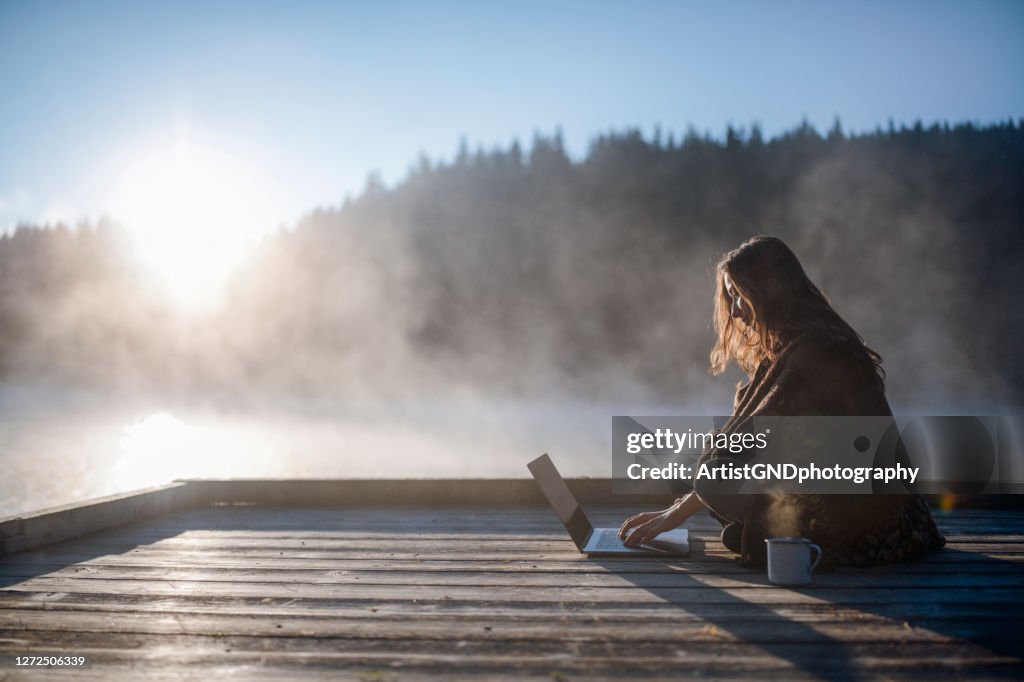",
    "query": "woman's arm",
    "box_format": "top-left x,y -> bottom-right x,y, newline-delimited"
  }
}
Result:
617,491 -> 706,547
